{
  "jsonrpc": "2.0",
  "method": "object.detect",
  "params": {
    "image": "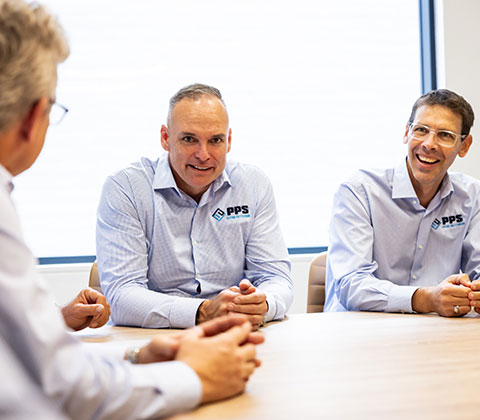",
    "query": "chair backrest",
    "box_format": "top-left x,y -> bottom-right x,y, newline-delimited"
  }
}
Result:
88,260 -> 103,293
307,252 -> 327,313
